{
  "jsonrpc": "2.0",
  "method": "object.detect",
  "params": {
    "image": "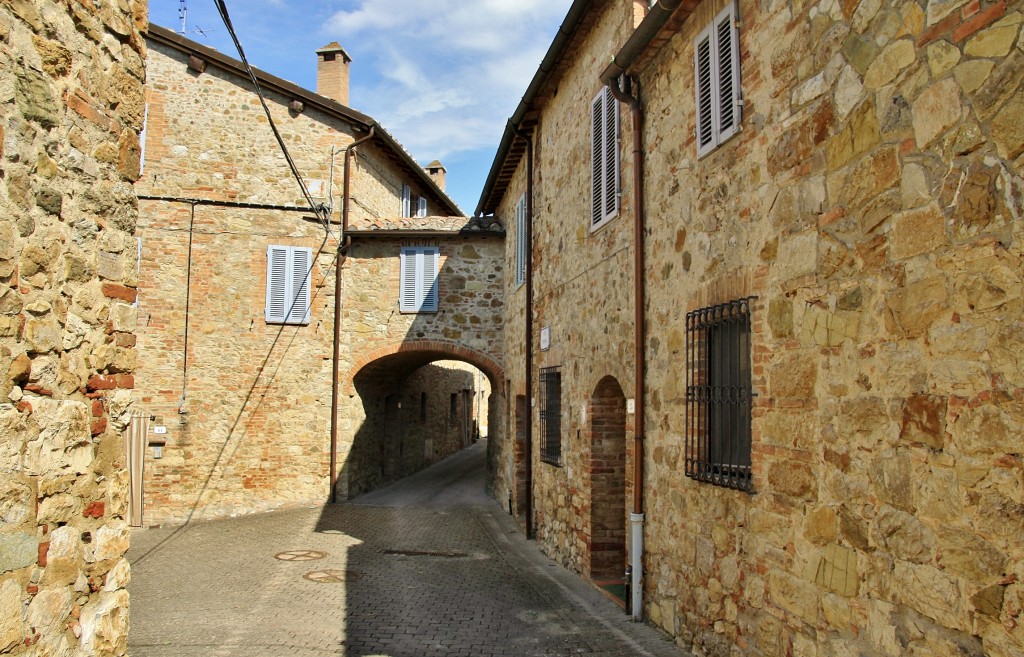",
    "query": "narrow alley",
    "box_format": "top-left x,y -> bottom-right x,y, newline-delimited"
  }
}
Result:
126,442 -> 689,657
